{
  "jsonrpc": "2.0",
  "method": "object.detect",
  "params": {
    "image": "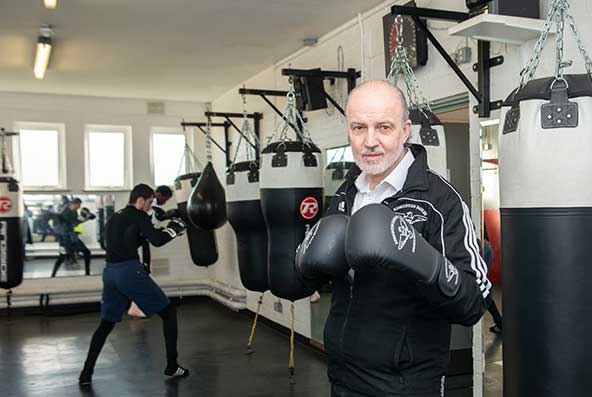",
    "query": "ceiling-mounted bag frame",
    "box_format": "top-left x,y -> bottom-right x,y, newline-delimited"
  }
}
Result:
205,111 -> 263,164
